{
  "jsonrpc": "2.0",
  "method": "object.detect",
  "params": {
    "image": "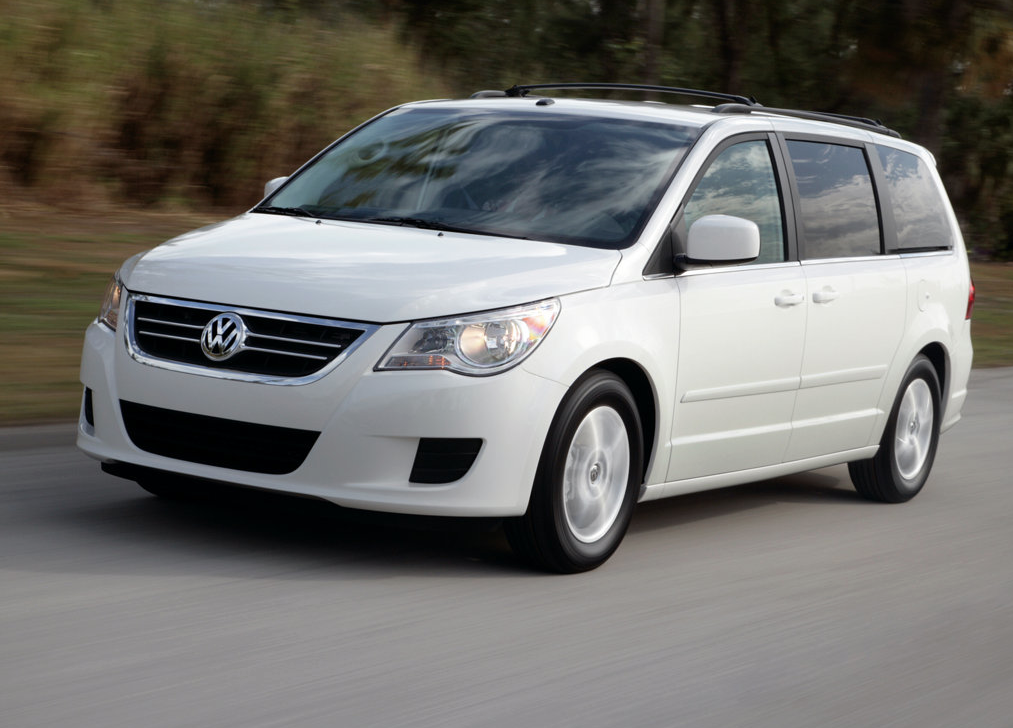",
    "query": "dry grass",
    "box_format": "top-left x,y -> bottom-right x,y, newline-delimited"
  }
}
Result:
0,0 -> 451,208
